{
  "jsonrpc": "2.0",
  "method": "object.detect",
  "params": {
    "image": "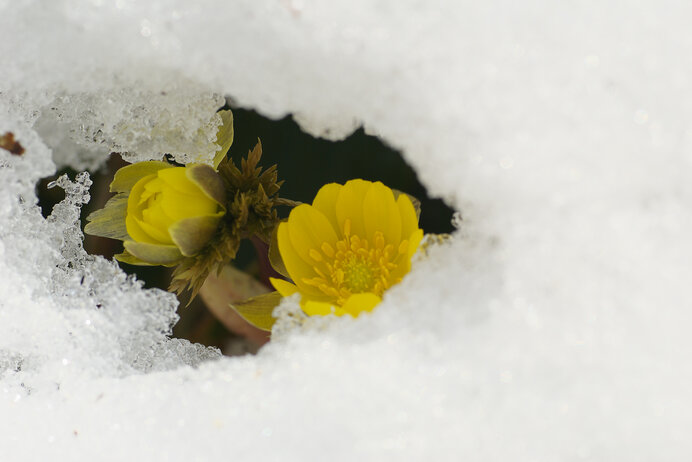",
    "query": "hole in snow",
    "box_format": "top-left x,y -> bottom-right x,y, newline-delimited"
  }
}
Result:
36,106 -> 457,357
